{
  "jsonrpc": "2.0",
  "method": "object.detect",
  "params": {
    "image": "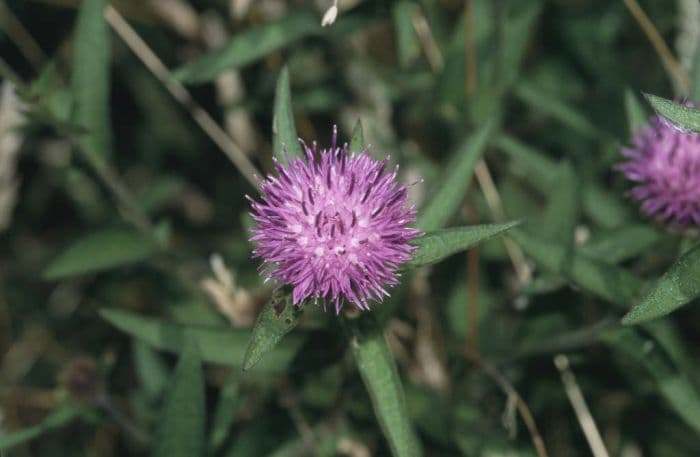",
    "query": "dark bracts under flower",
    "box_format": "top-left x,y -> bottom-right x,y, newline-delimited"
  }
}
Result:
249,128 -> 421,314
619,104 -> 700,229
